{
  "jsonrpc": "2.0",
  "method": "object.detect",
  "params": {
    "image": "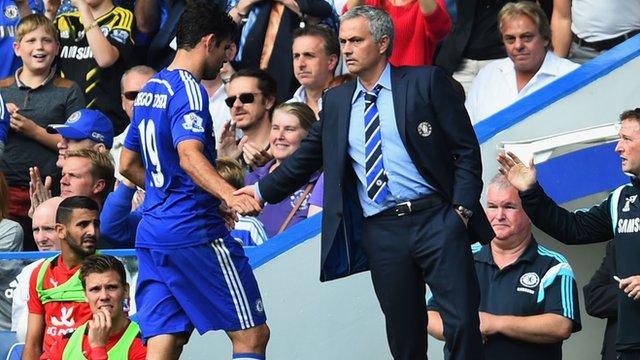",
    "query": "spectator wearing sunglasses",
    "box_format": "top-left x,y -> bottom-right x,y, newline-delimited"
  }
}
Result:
113,65 -> 157,181
218,68 -> 277,170
94,66 -> 156,249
